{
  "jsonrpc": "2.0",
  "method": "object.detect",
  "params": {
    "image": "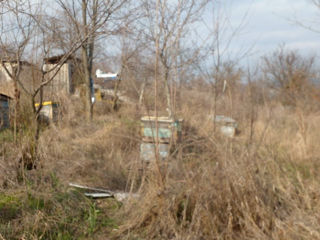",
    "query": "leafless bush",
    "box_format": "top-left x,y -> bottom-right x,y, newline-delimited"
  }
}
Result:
262,47 -> 317,109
